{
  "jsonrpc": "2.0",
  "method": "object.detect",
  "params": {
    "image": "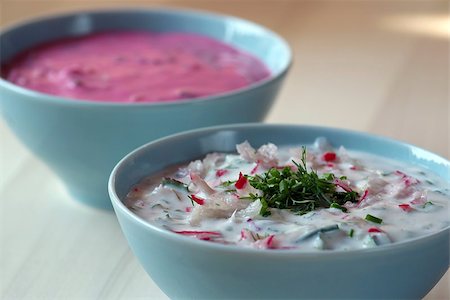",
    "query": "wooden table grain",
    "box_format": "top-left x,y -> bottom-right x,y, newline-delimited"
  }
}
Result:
1,1 -> 448,299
